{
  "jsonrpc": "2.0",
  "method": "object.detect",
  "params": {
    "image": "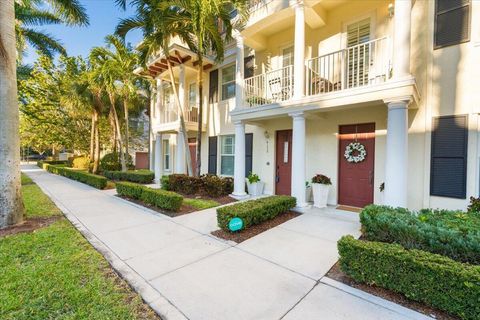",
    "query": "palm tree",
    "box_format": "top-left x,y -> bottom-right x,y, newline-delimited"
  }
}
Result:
166,0 -> 248,176
90,35 -> 140,167
15,0 -> 89,59
1,0 -> 24,228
